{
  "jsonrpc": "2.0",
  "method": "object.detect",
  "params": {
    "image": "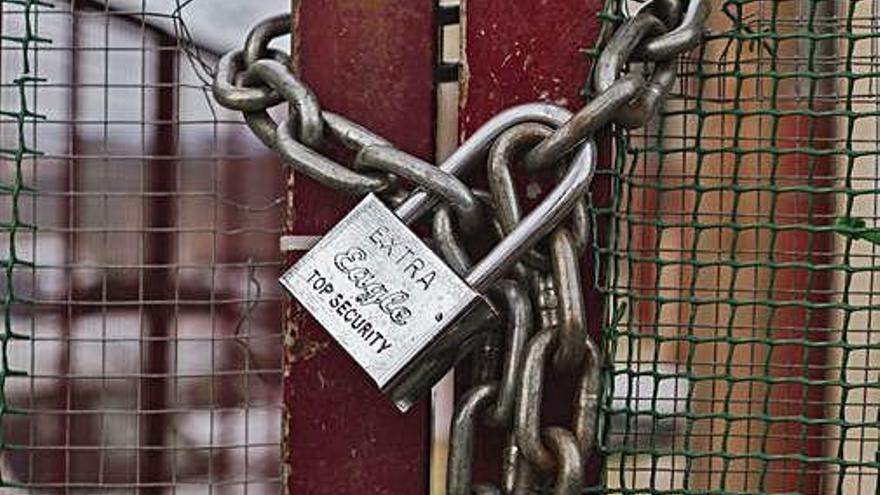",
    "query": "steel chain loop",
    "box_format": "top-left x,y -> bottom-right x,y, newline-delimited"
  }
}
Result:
355,145 -> 485,234
213,1 -> 707,491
